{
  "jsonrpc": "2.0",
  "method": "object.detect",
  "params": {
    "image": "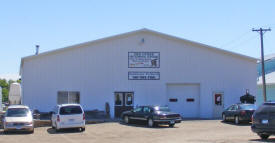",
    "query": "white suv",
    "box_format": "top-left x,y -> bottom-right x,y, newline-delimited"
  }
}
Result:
51,104 -> 85,132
